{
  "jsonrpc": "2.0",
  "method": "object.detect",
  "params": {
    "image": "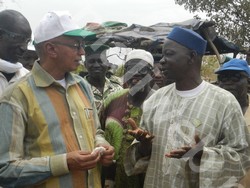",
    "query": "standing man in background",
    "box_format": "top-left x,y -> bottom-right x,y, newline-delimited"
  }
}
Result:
215,58 -> 250,129
0,9 -> 32,95
152,54 -> 166,89
19,44 -> 38,70
0,10 -> 114,188
100,49 -> 155,188
83,44 -> 123,112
